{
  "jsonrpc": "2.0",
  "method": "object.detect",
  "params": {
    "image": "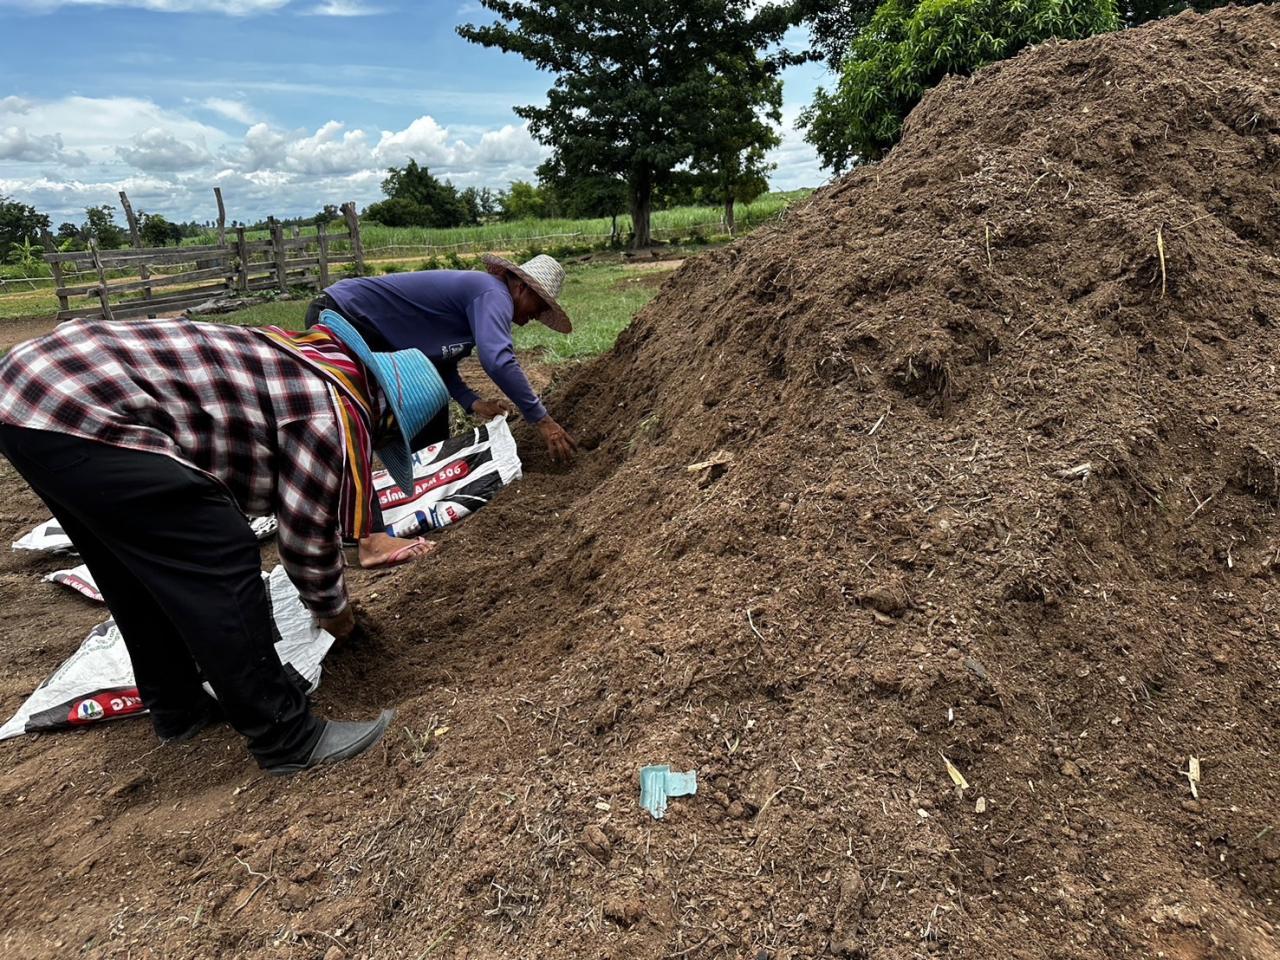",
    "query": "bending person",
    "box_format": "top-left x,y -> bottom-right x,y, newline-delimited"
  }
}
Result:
307,254 -> 578,569
0,311 -> 447,775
